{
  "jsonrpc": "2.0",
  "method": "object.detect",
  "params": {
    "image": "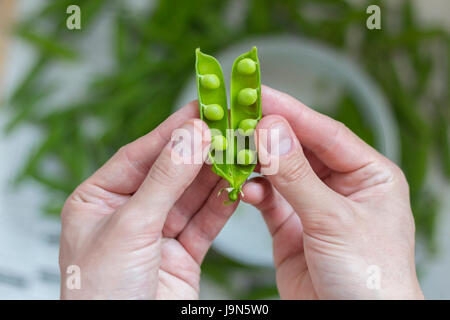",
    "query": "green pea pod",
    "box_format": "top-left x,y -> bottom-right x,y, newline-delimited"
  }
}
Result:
229,47 -> 261,200
195,48 -> 234,193
195,47 -> 261,202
